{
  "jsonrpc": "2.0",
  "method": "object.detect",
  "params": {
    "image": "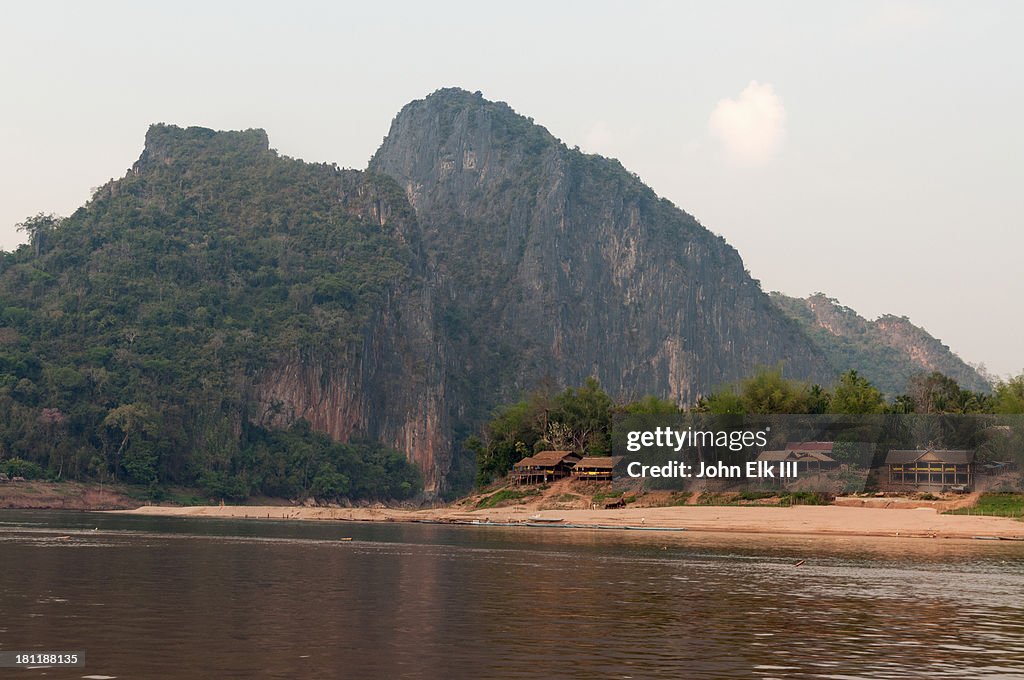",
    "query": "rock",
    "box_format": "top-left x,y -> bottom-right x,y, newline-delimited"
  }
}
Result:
370,87 -> 831,410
